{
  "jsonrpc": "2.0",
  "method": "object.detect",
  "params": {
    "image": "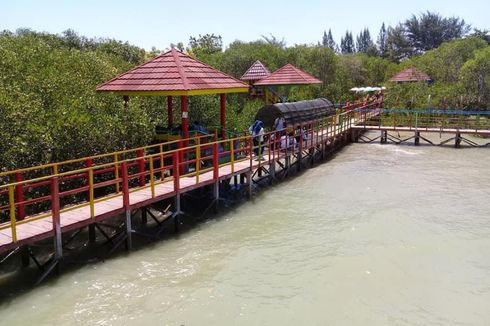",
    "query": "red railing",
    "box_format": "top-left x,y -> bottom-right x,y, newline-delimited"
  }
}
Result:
0,100 -> 380,247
